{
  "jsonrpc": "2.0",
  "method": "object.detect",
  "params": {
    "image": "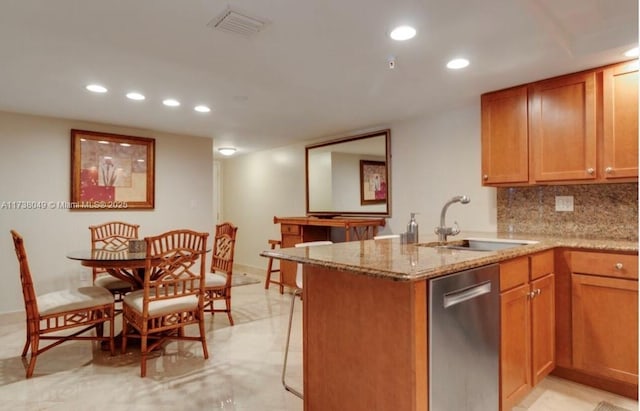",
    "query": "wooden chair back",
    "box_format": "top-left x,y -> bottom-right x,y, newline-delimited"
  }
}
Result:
142,230 -> 209,324
89,222 -> 140,280
10,230 -> 39,330
89,221 -> 140,251
211,222 -> 238,281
